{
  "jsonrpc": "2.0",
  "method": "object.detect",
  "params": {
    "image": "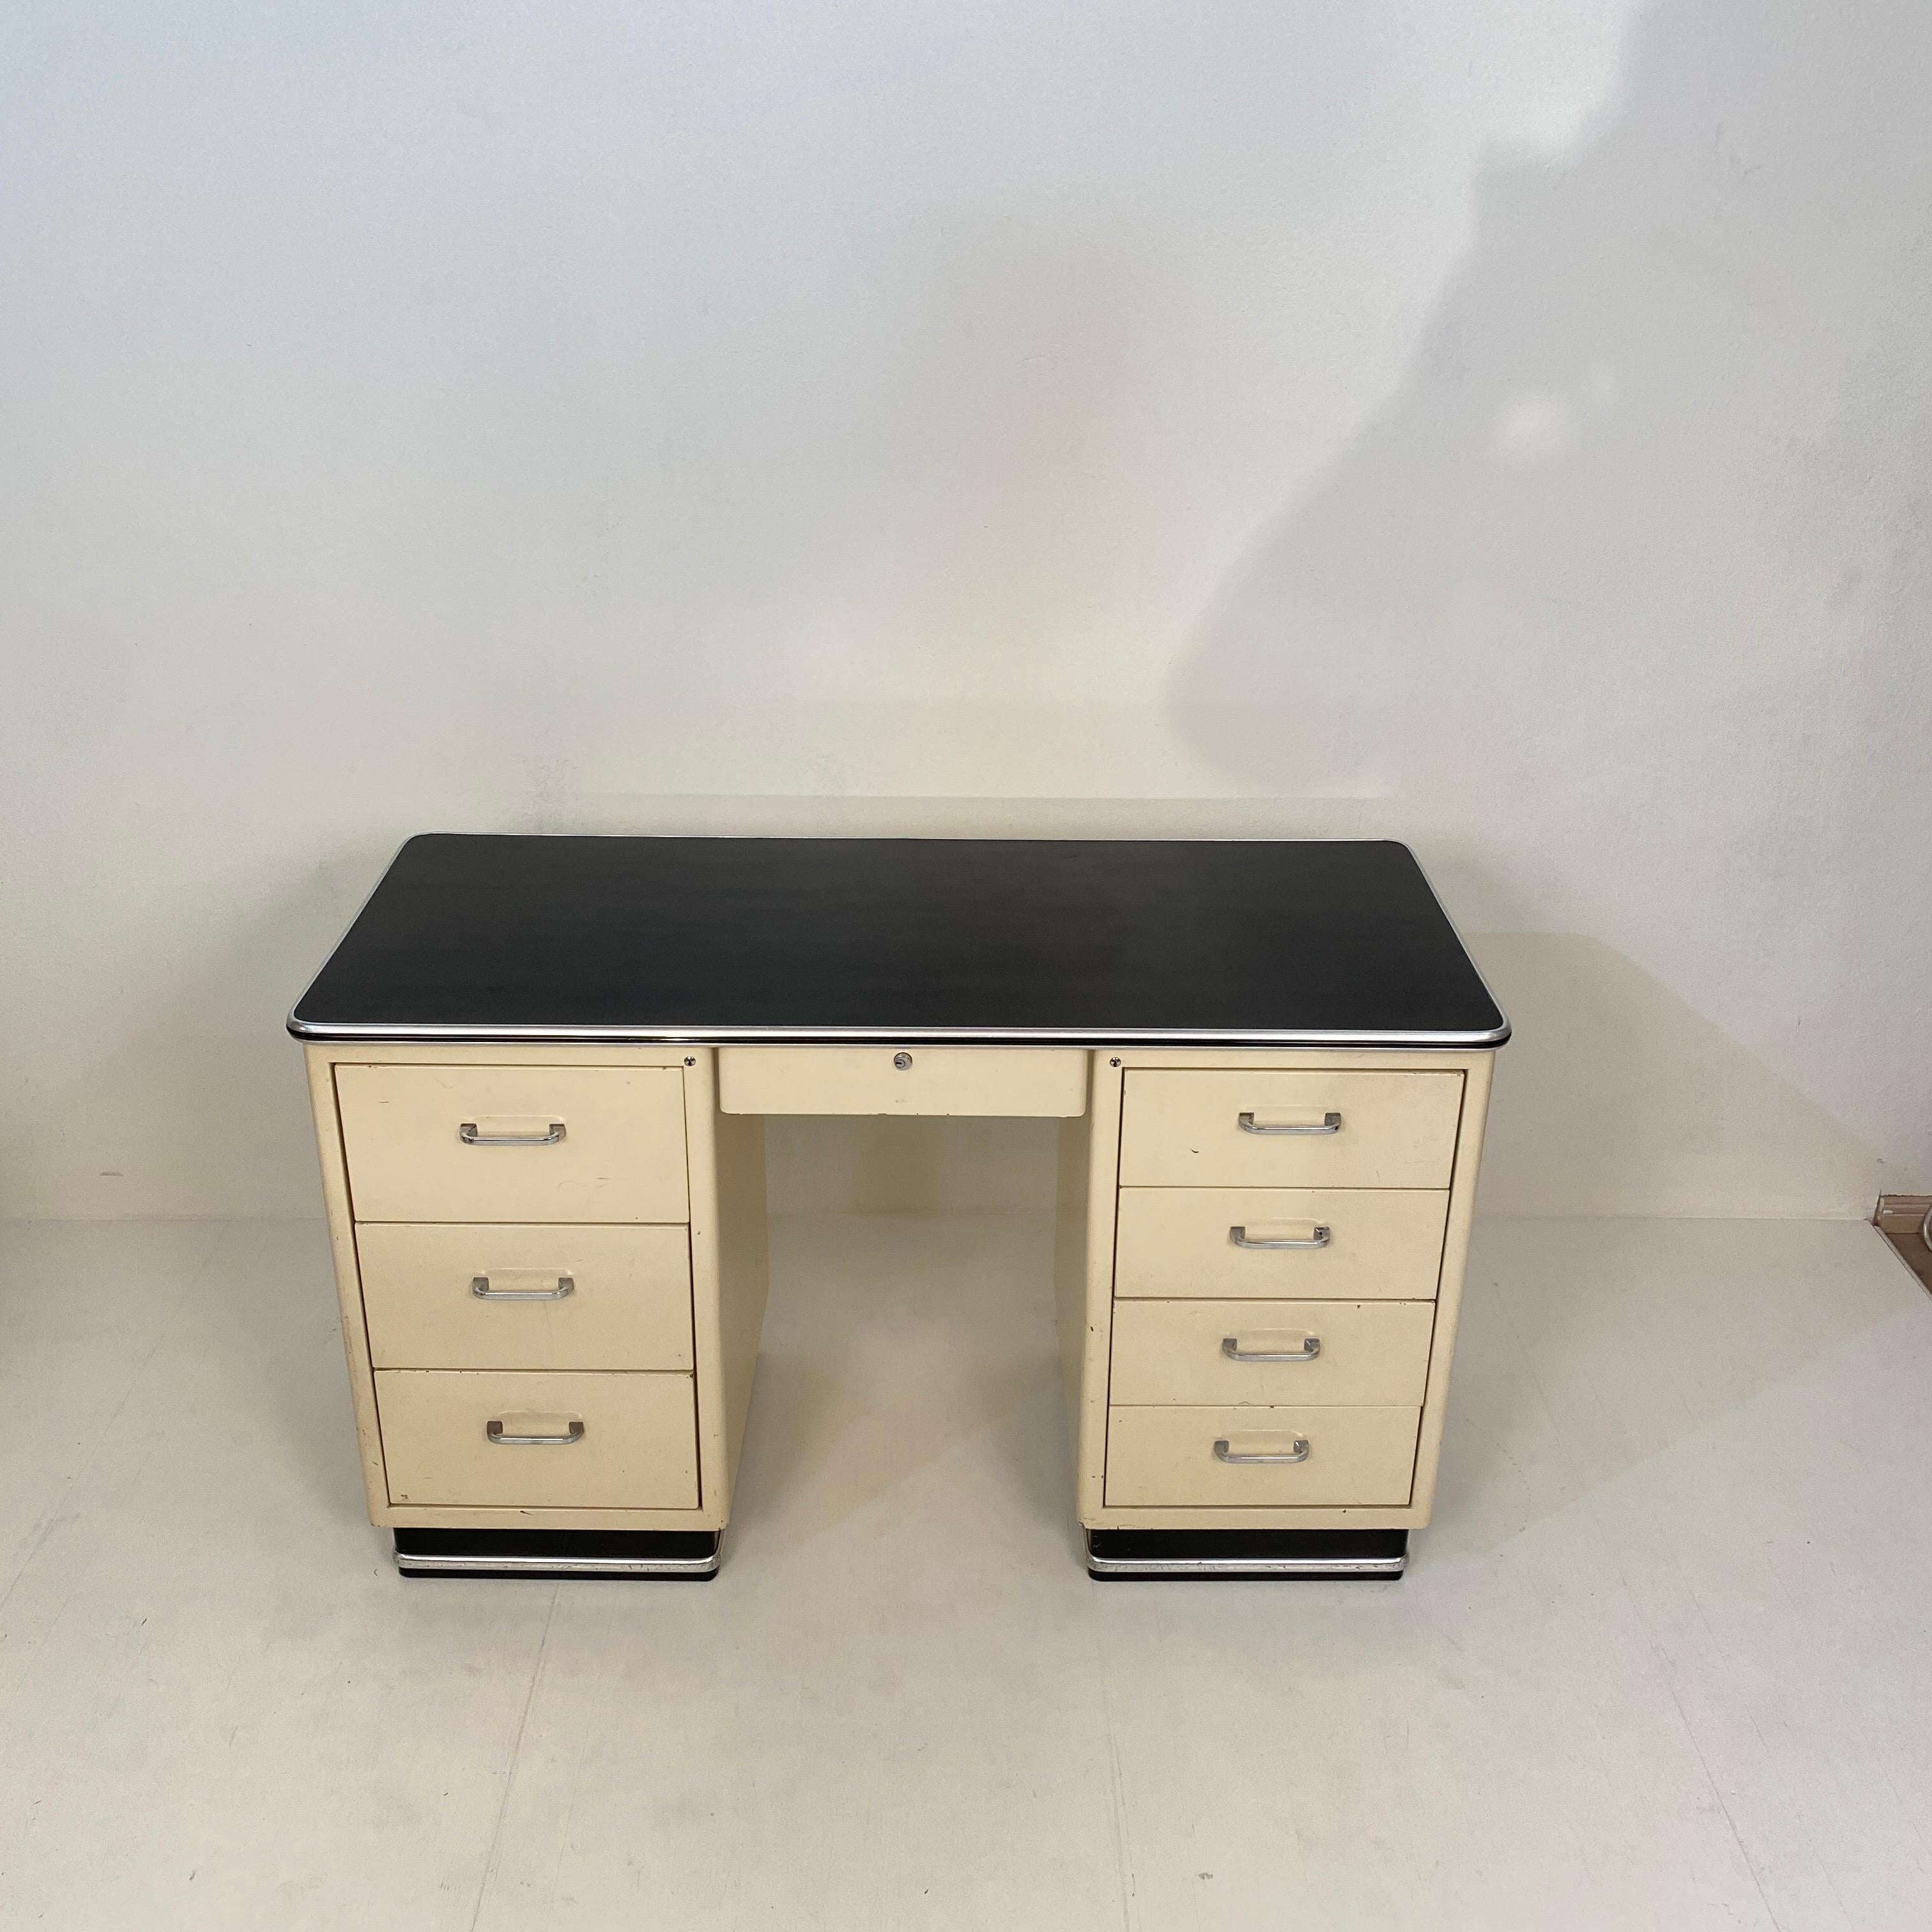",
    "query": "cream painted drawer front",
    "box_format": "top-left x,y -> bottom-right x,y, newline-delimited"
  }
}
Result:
358,1223 -> 694,1372
1109,1300 -> 1435,1407
1105,1405 -> 1420,1508
1114,1186 -> 1448,1300
1119,1069 -> 1462,1189
717,1045 -> 1087,1117
376,1370 -> 699,1508
337,1064 -> 688,1223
